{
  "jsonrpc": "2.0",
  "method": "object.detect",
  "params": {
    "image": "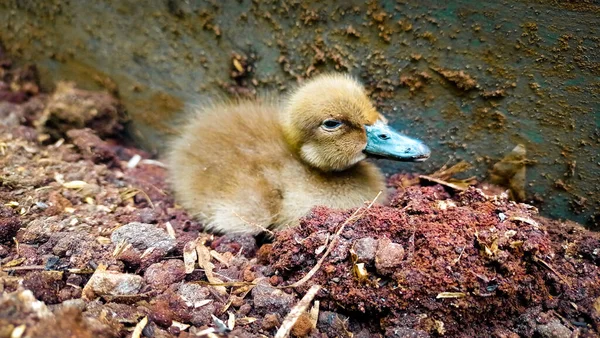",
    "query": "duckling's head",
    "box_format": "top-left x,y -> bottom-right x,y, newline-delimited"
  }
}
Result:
282,73 -> 430,172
